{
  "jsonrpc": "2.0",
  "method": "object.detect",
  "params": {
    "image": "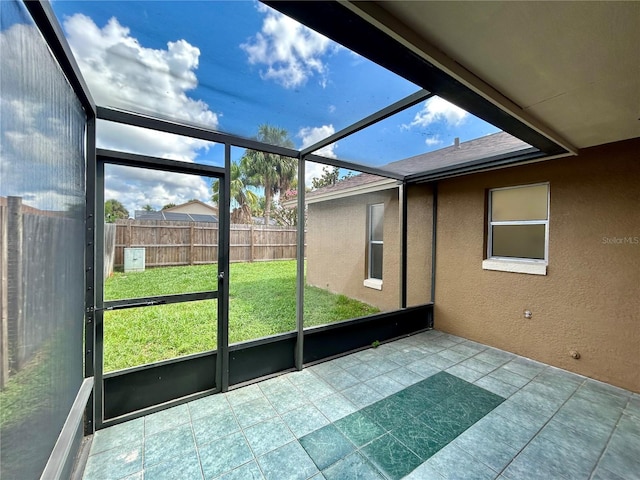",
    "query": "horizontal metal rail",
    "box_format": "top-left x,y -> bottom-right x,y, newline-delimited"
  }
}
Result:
102,291 -> 218,311
40,377 -> 94,480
